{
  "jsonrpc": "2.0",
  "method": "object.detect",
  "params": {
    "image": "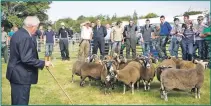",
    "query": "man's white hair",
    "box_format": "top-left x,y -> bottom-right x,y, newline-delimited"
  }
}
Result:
23,16 -> 40,27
